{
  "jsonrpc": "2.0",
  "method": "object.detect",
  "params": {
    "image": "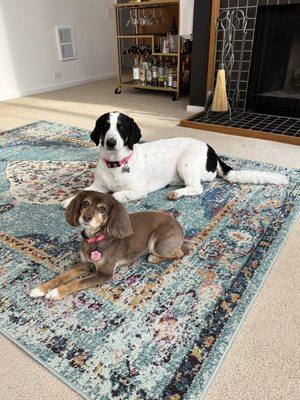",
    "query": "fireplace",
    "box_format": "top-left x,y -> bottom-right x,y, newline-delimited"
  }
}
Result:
247,4 -> 300,117
182,0 -> 300,145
